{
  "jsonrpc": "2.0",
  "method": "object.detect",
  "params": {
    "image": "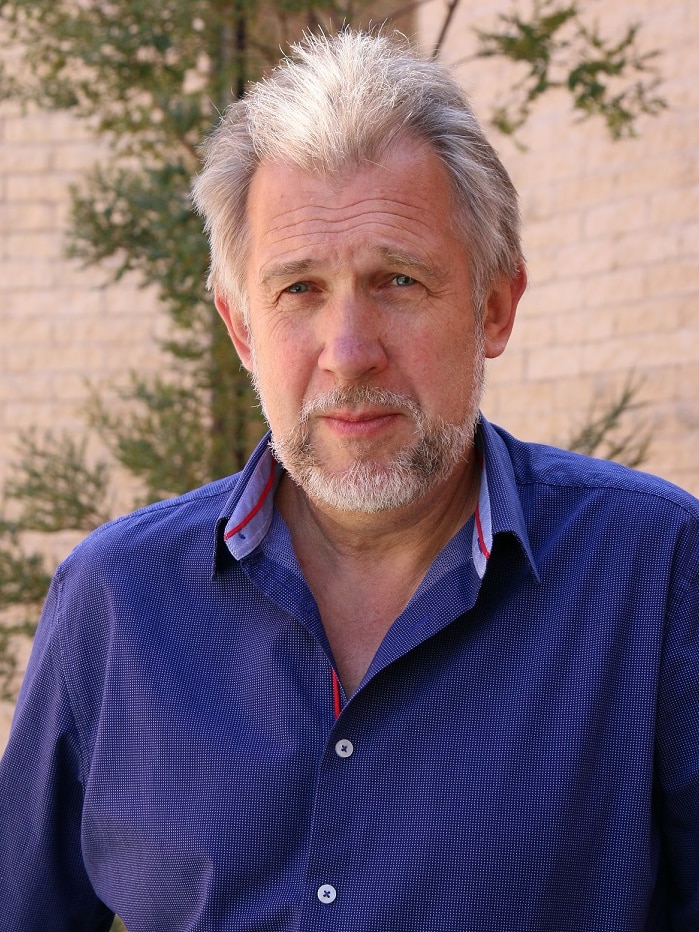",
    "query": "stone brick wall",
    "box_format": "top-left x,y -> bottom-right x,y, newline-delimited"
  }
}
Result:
420,0 -> 699,495
0,102 -> 167,507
